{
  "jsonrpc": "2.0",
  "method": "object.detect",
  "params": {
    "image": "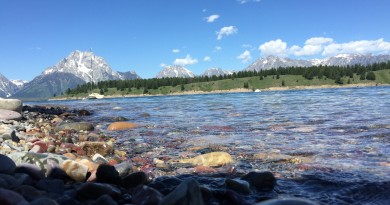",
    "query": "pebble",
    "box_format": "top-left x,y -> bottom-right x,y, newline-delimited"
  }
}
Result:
122,171 -> 149,189
171,151 -> 234,167
96,164 -> 121,185
62,160 -> 89,182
